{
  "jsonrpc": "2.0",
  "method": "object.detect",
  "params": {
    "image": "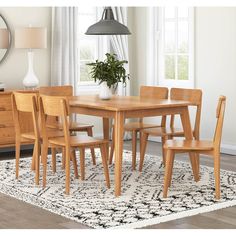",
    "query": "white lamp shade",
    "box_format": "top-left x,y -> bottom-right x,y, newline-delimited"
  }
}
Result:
0,29 -> 10,48
15,27 -> 47,49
